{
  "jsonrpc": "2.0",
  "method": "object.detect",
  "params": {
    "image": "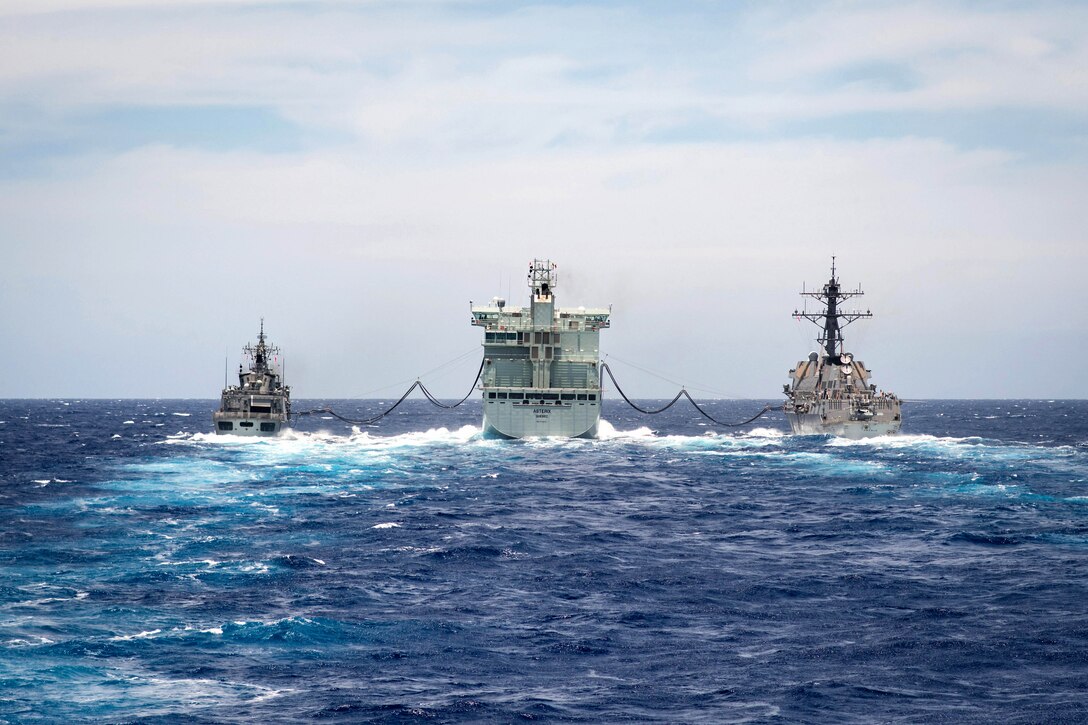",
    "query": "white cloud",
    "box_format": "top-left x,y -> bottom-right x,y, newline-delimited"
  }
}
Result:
2,135 -> 1084,397
1,1 -> 1086,397
2,1 -> 1086,148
